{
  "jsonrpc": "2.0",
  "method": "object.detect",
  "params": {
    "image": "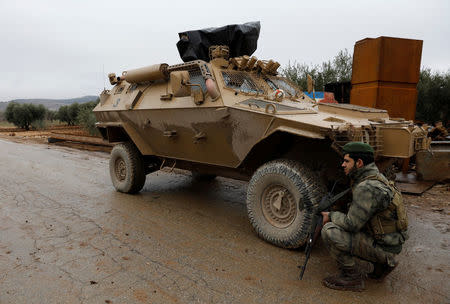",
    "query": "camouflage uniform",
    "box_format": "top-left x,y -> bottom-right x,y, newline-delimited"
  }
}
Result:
321,162 -> 407,269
